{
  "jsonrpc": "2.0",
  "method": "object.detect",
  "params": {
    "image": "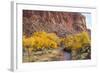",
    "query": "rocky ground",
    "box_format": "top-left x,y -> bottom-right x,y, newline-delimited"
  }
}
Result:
23,49 -> 71,62
23,45 -> 90,62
